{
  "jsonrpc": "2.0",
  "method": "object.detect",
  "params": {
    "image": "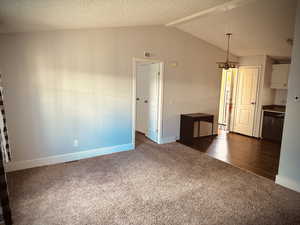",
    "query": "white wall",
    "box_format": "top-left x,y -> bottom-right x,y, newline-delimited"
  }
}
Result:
238,55 -> 266,67
262,56 -> 276,106
0,26 -> 231,170
276,1 -> 300,192
274,90 -> 288,105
